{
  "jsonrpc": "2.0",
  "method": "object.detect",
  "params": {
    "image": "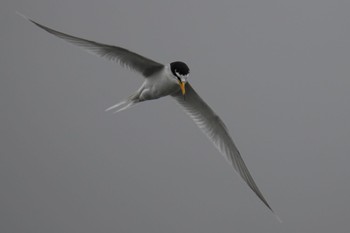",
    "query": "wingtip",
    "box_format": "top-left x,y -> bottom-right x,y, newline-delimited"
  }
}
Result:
16,11 -> 37,25
269,208 -> 283,223
16,11 -> 29,21
263,201 -> 282,223
275,214 -> 283,223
